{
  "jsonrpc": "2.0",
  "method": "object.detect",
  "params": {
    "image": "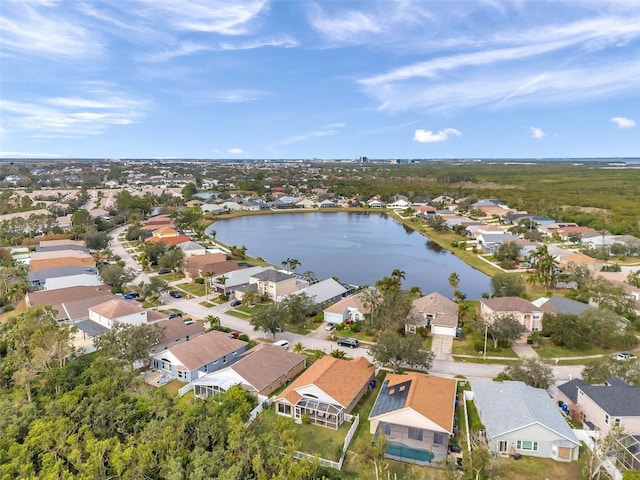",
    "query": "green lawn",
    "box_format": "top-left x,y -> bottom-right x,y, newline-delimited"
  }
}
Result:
177,282 -> 206,297
260,408 -> 350,461
534,337 -> 612,359
452,356 -> 518,365
452,336 -> 518,358
225,310 -> 252,319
